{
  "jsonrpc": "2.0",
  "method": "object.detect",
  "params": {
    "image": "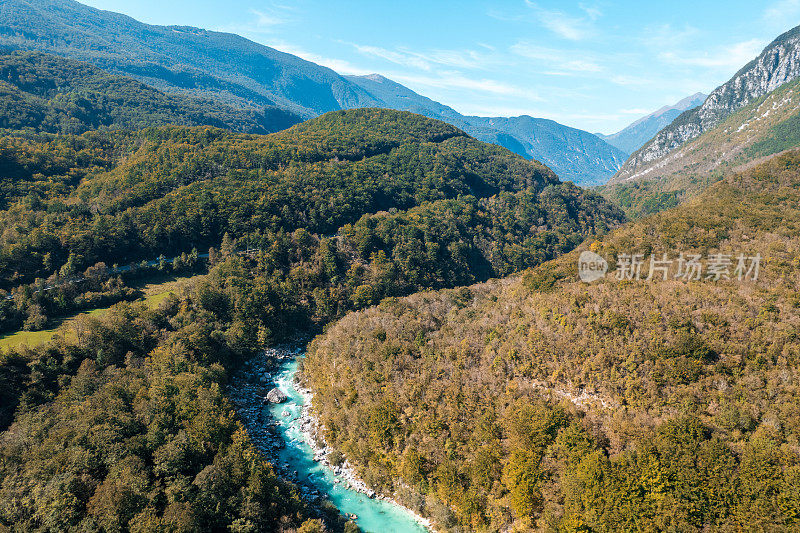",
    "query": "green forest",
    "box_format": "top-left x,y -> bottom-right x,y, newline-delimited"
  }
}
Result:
0,51 -> 301,135
0,51 -> 628,532
3,38 -> 800,533
304,151 -> 800,531
0,106 -> 622,337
